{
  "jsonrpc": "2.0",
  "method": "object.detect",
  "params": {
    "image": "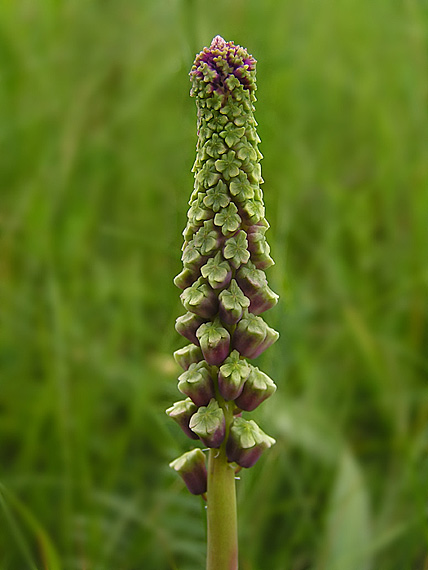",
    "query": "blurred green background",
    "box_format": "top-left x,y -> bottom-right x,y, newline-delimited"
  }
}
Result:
1,0 -> 427,568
